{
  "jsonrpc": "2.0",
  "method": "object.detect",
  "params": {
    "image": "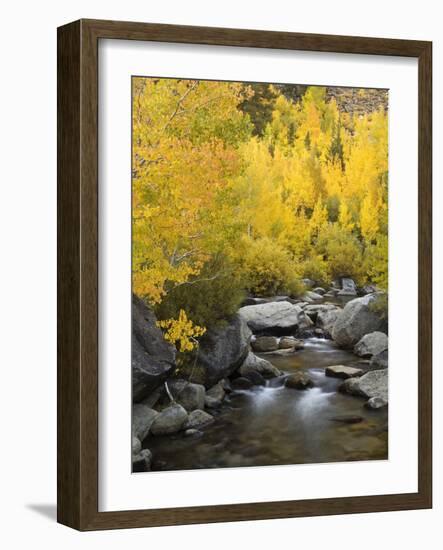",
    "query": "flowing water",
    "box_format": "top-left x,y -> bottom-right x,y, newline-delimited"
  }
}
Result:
146,338 -> 388,471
